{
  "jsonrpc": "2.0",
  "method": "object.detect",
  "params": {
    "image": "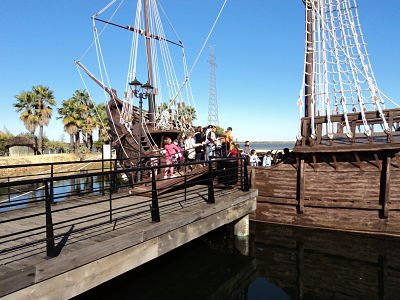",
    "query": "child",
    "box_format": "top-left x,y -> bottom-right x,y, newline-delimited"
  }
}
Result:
149,148 -> 160,177
163,137 -> 181,178
249,149 -> 260,166
262,151 -> 272,167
